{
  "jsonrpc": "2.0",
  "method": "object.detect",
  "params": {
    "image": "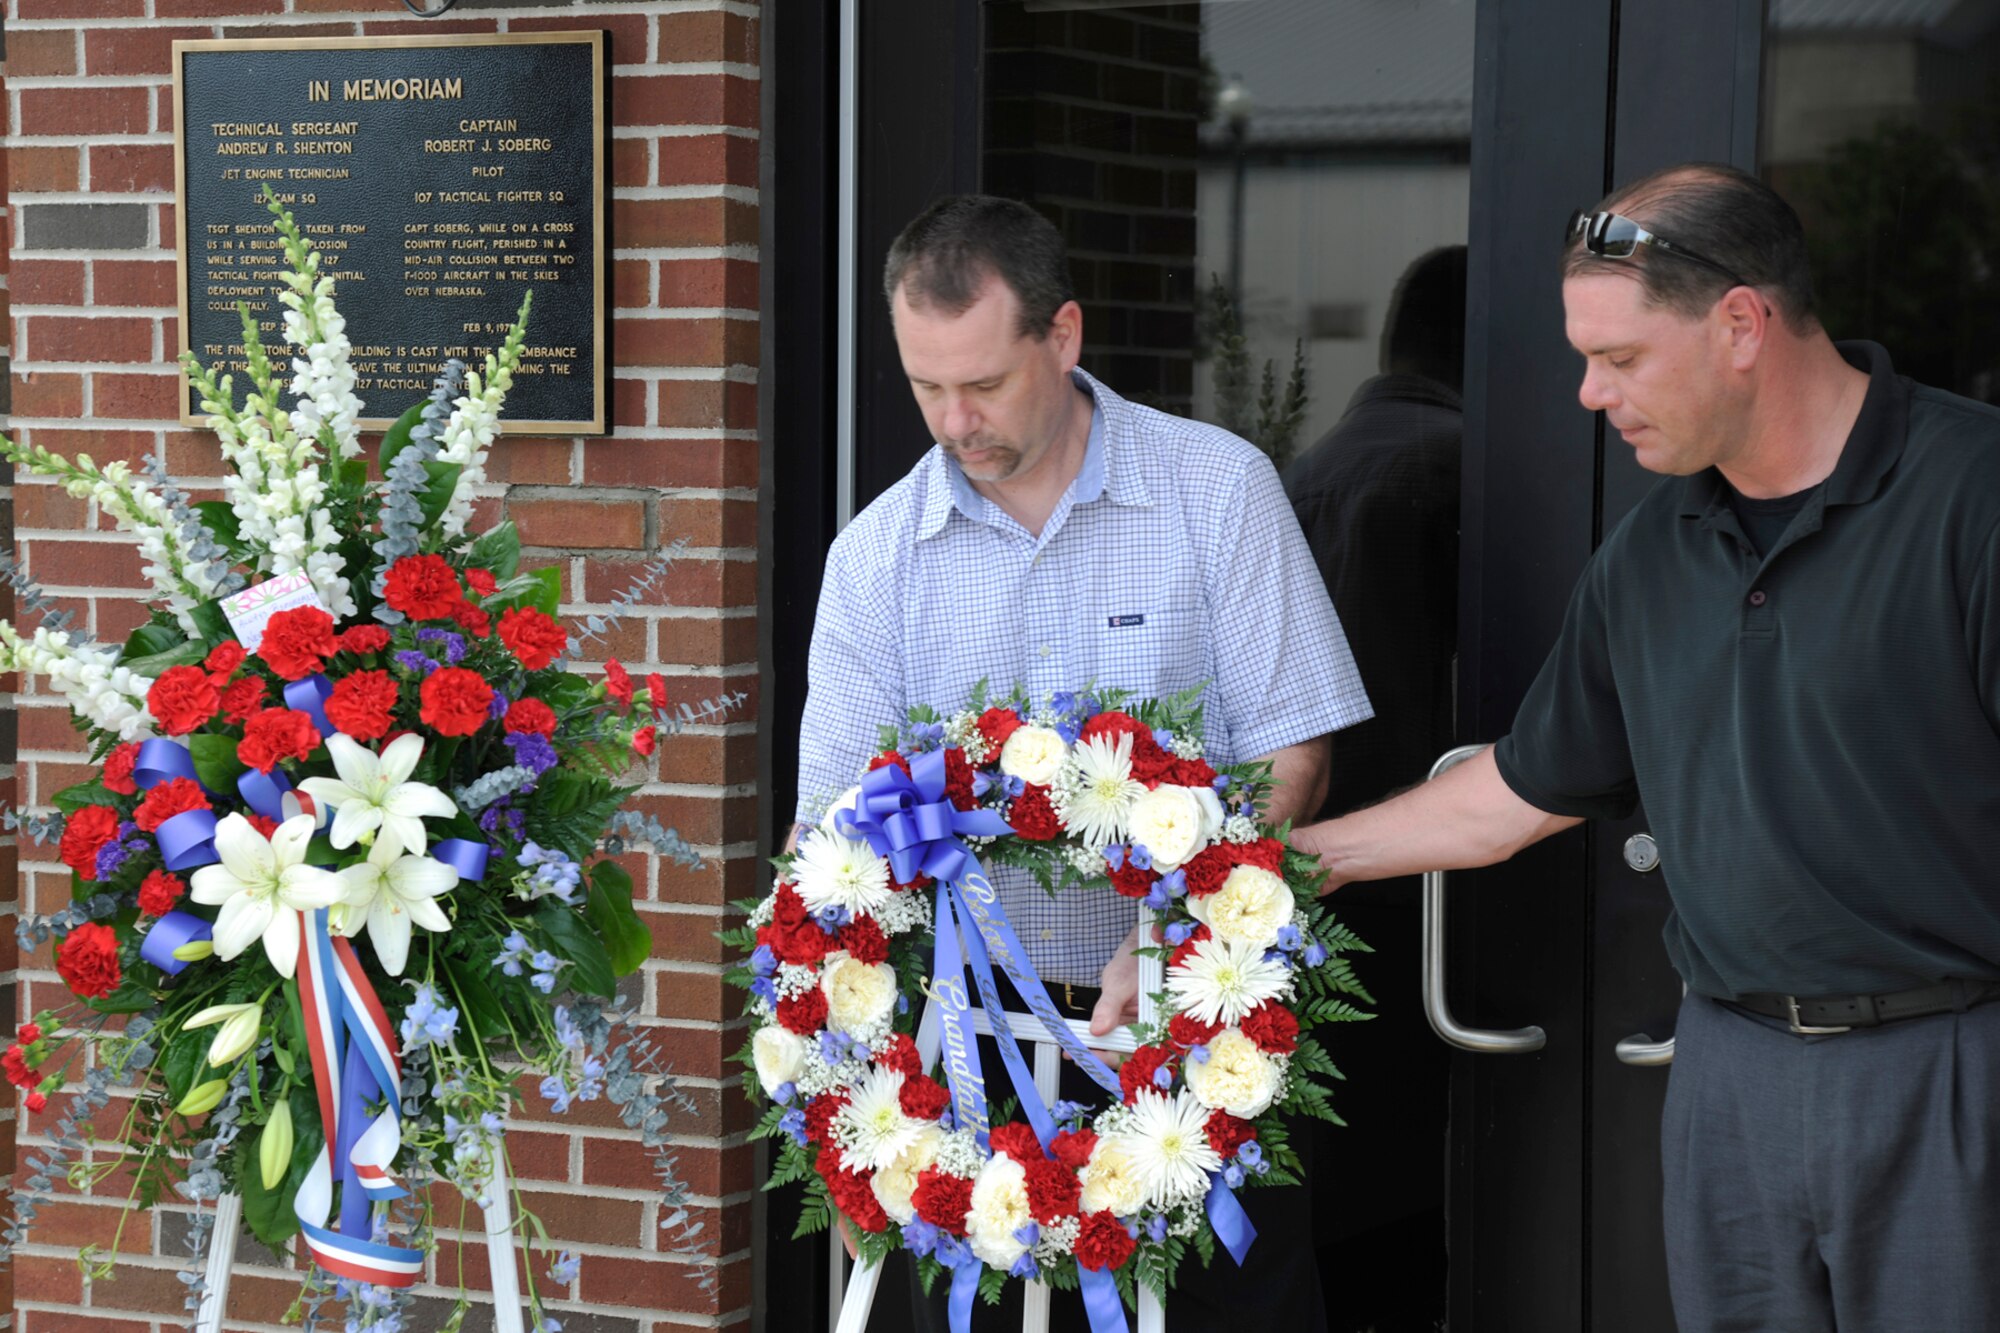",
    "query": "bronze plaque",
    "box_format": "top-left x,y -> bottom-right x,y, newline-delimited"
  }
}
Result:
173,31 -> 607,434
